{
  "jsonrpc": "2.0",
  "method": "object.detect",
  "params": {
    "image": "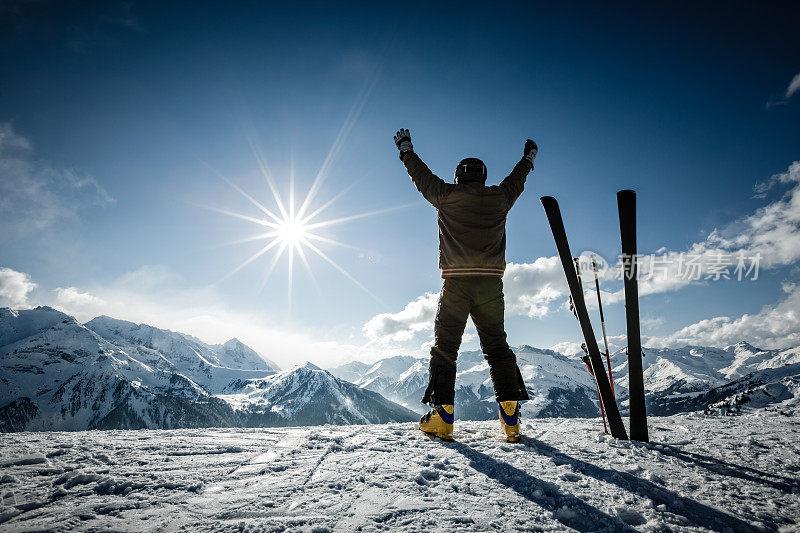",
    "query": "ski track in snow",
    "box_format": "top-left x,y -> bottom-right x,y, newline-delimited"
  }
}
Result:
0,414 -> 798,532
